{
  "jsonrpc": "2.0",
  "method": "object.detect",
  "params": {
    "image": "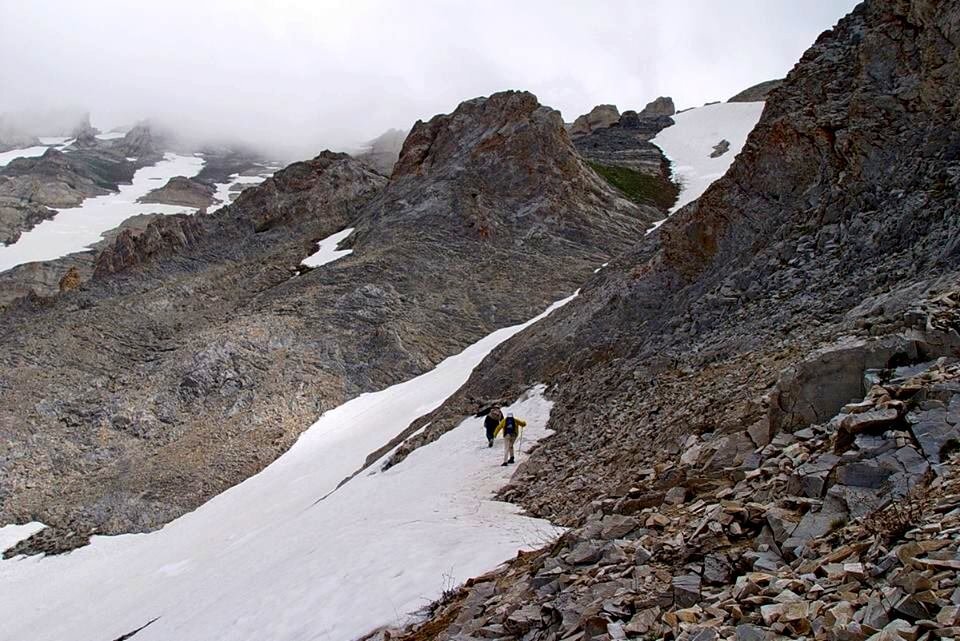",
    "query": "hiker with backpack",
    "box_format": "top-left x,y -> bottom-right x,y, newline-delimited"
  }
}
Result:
483,406 -> 503,448
494,413 -> 526,466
